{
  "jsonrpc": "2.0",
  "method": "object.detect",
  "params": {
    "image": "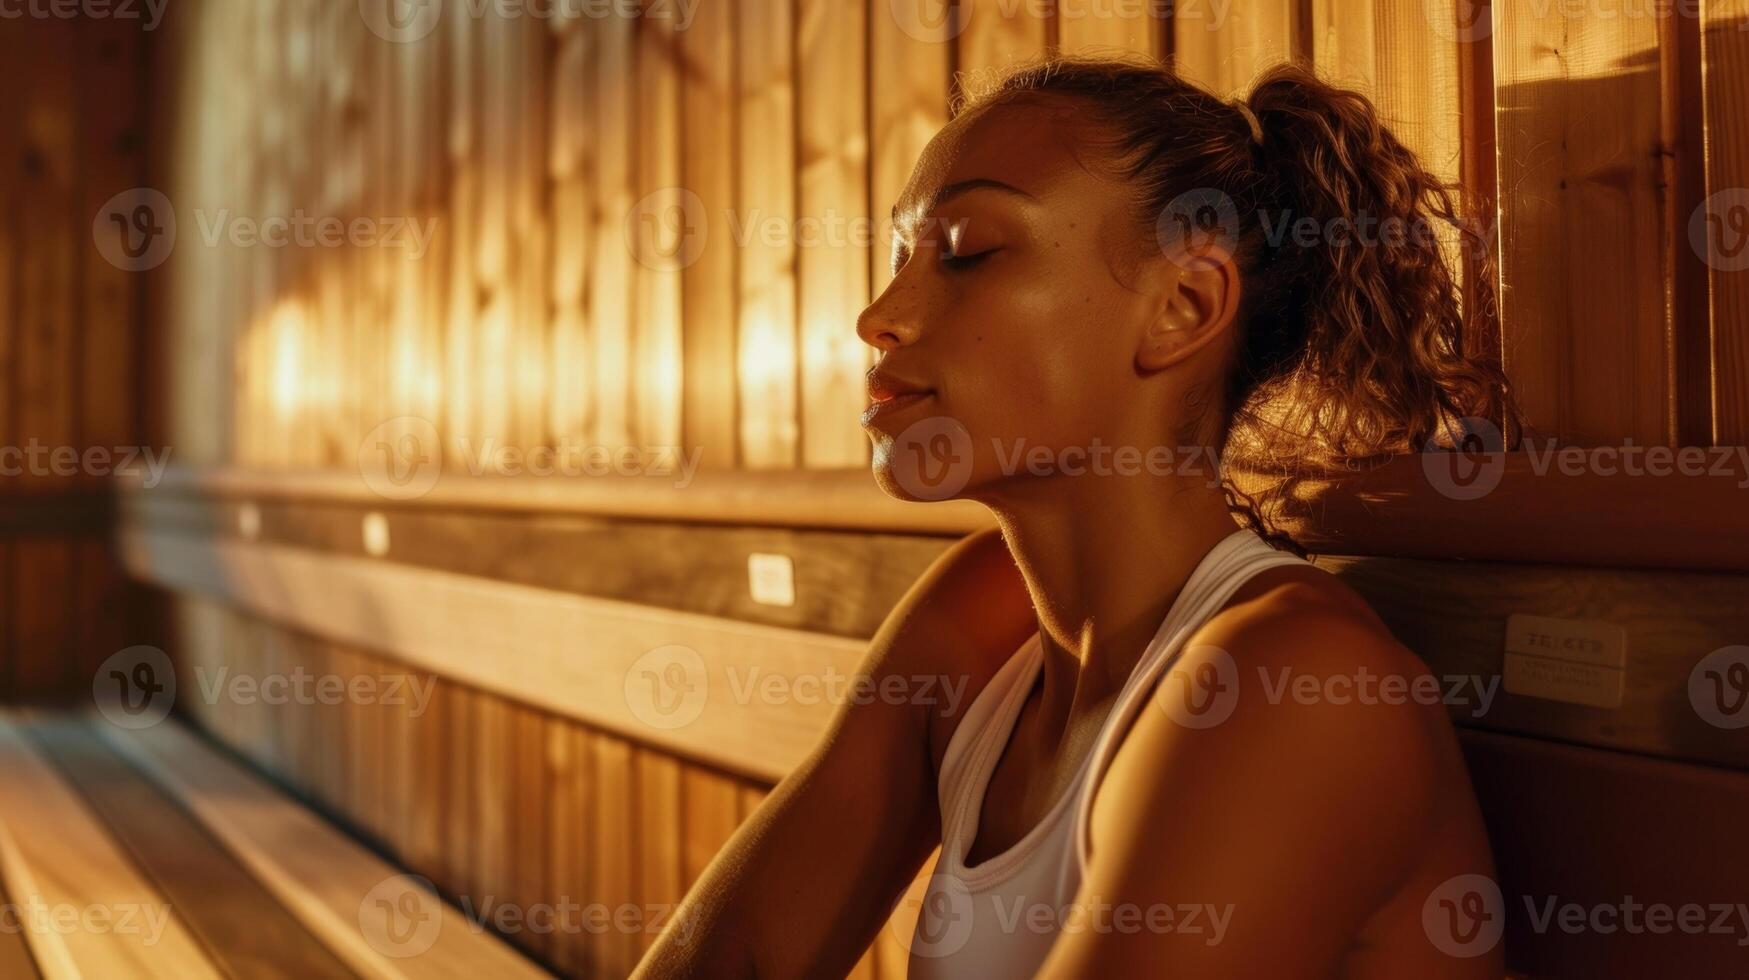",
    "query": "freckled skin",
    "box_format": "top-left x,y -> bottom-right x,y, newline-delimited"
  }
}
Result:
633,95 -> 1500,980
